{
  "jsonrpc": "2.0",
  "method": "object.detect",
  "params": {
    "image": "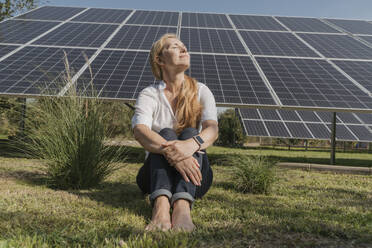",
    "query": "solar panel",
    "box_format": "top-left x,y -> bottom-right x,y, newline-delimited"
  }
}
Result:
76,50 -> 154,99
315,111 -> 341,123
306,123 -> 330,139
285,122 -> 313,138
229,15 -> 286,30
32,23 -> 118,48
188,54 -> 277,105
182,12 -> 232,28
239,31 -> 320,57
298,33 -> 372,59
106,25 -> 177,50
180,28 -> 246,54
15,6 -> 85,21
265,121 -> 291,137
256,57 -> 372,109
297,110 -> 322,122
276,17 -> 340,33
355,113 -> 372,124
0,20 -> 60,44
70,8 -> 132,24
243,120 -> 268,136
332,60 -> 372,94
127,10 -> 179,26
326,124 -> 356,140
336,112 -> 362,124
0,45 -> 20,58
347,125 -> 372,140
358,35 -> 372,45
259,109 -> 281,120
277,109 -> 301,121
326,19 -> 372,35
0,46 -> 96,95
239,108 -> 260,119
